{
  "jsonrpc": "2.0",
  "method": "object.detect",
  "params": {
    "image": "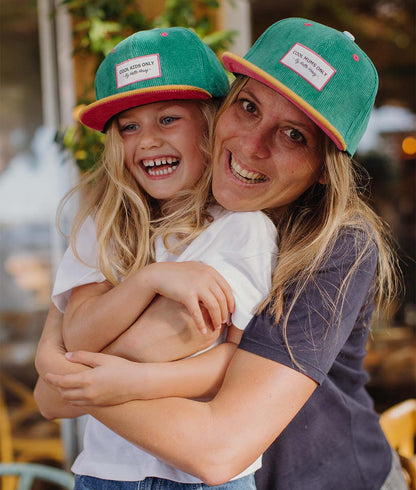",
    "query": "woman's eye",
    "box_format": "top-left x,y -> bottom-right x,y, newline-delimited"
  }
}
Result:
283,128 -> 306,144
240,99 -> 257,114
161,116 -> 177,125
